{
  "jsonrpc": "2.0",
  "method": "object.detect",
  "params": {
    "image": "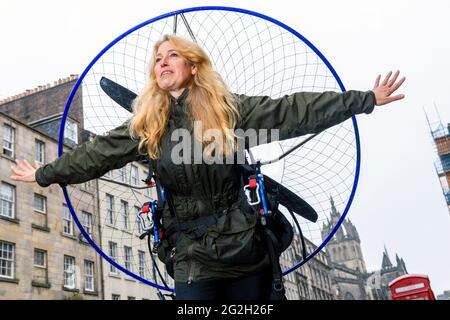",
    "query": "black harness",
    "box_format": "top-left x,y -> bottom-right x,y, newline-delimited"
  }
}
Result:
140,158 -> 300,301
